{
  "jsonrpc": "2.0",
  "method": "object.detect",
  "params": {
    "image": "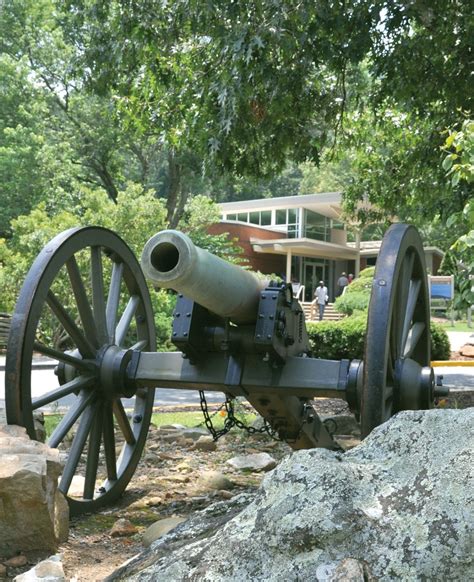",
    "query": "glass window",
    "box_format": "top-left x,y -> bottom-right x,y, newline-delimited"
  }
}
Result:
276,209 -> 287,225
237,212 -> 248,222
288,225 -> 298,238
288,208 -> 298,224
249,212 -> 259,224
261,211 -> 271,225
304,210 -> 330,241
227,214 -> 237,221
